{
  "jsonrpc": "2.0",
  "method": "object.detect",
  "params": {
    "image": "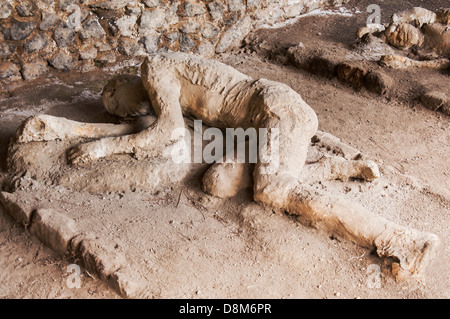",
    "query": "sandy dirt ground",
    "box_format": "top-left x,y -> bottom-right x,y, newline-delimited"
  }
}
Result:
0,0 -> 449,299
